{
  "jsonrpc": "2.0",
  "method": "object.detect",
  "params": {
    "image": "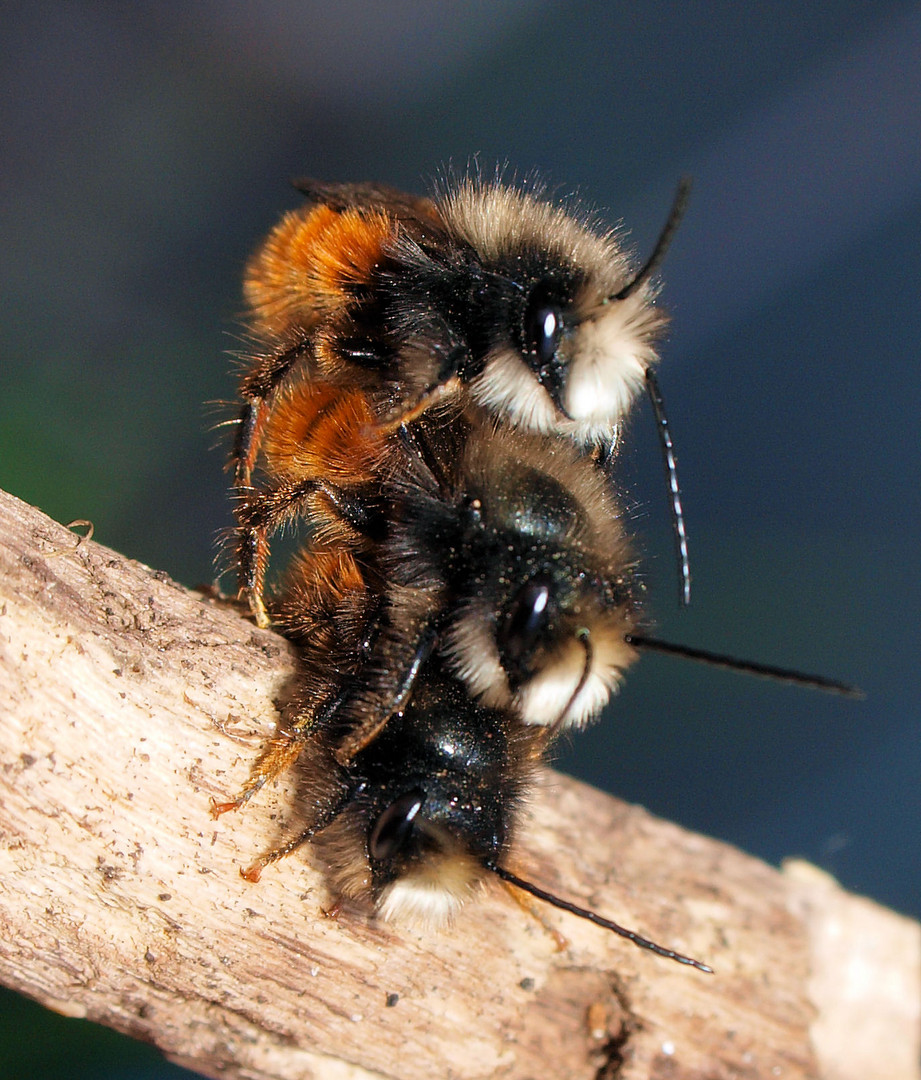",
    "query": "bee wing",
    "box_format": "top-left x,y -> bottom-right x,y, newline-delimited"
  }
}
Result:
291,178 -> 443,226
